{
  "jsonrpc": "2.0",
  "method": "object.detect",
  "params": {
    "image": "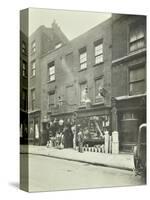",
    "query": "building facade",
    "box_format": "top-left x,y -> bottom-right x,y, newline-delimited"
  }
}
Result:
28,22 -> 69,144
23,14 -> 146,152
111,14 -> 146,153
